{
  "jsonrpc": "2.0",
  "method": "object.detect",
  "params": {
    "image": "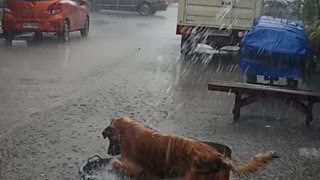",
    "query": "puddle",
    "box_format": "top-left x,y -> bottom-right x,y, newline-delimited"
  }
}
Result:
79,161 -> 120,180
